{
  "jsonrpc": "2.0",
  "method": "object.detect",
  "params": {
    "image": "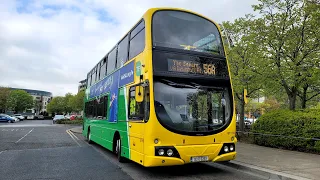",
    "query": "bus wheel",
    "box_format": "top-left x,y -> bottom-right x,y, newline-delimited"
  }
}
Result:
115,137 -> 126,162
87,128 -> 92,144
